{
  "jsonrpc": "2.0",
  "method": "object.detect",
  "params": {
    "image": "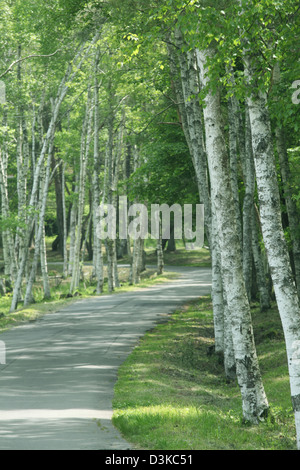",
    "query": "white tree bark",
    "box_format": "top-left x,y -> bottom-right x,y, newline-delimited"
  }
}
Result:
251,204 -> 271,311
168,36 -> 226,358
241,105 -> 255,301
92,48 -> 104,294
0,148 -> 12,278
70,89 -> 93,294
198,46 -> 269,423
129,145 -> 144,284
39,159 -> 51,300
10,32 -> 101,312
68,169 -> 79,277
40,225 -> 51,300
173,30 -> 211,244
210,208 -> 225,356
105,124 -> 115,292
157,215 -> 164,276
0,128 -> 18,282
271,63 -> 300,299
275,127 -> 300,300
23,126 -> 55,306
244,56 -> 300,446
228,94 -> 242,256
61,162 -> 68,279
